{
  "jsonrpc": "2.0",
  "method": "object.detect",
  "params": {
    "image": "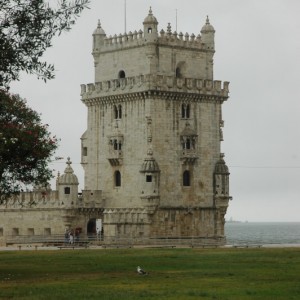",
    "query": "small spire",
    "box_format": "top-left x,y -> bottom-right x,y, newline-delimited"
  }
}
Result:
147,147 -> 153,157
206,15 -> 210,25
149,6 -> 153,15
64,157 -> 74,174
97,19 -> 101,28
66,157 -> 72,167
167,23 -> 172,34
